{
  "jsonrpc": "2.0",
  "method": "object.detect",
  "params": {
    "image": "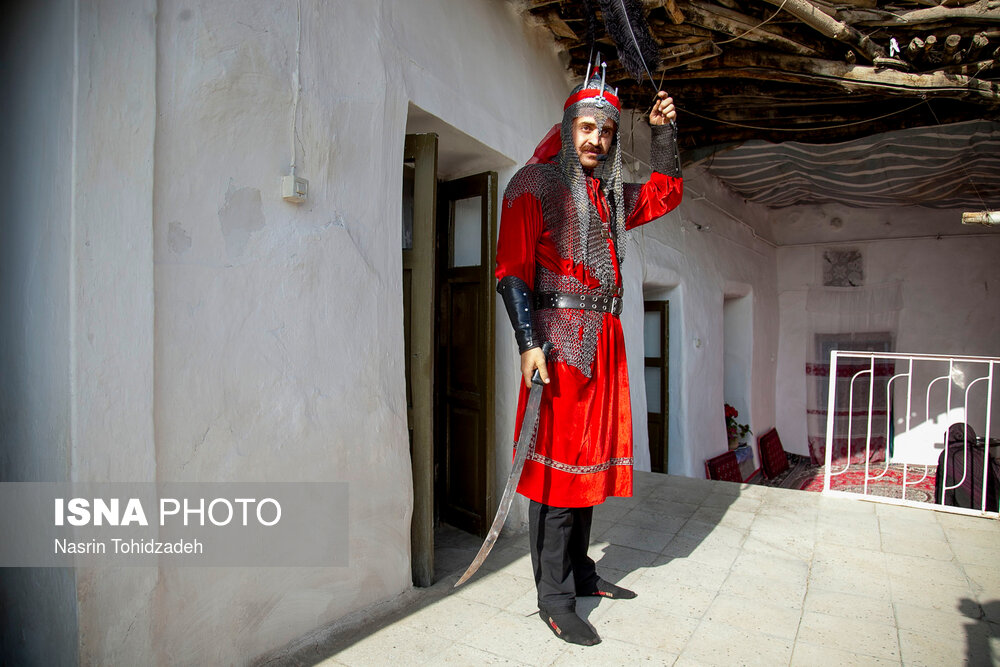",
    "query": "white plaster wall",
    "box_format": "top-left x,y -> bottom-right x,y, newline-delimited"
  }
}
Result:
2,1 -> 160,663
0,2 -> 80,664
73,3 -> 160,662
776,230 -> 1000,458
0,0 -> 571,663
772,200 -> 993,246
149,0 -> 567,662
5,0 -> 862,660
628,160 -> 780,478
385,0 -> 568,532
